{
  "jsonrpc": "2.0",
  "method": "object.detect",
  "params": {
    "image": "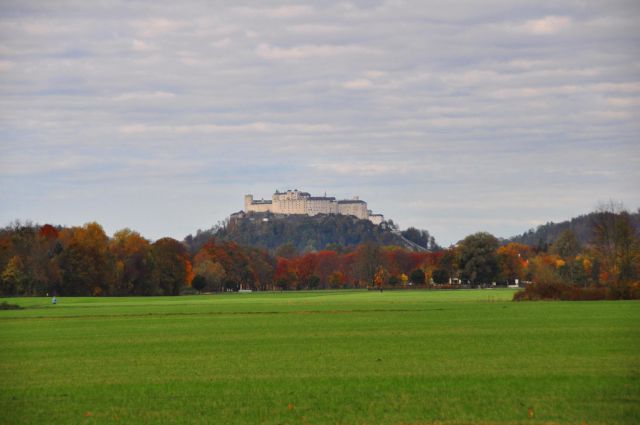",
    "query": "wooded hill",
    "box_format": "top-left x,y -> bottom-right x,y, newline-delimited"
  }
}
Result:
184,212 -> 437,254
508,209 -> 640,249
